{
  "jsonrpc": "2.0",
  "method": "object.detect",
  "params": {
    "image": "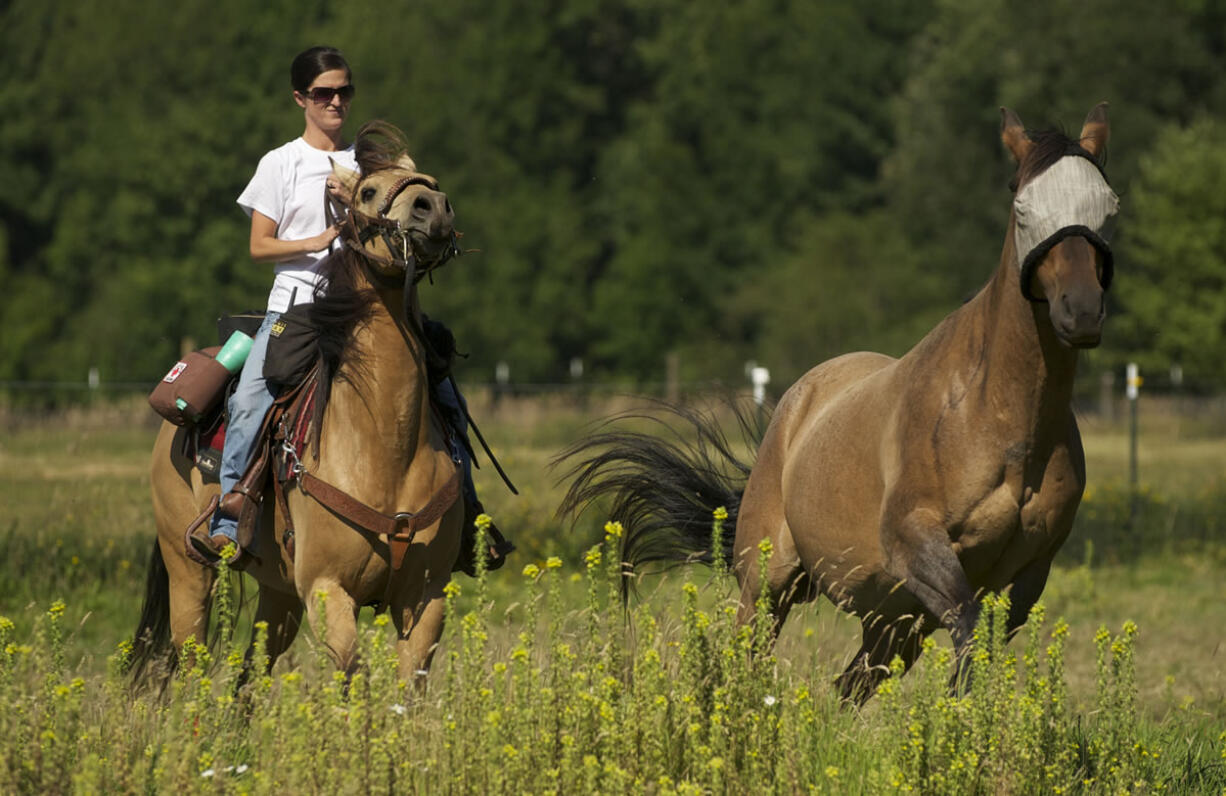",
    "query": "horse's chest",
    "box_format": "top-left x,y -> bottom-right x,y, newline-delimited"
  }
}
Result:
954,482 -> 1023,545
953,477 -> 1069,585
